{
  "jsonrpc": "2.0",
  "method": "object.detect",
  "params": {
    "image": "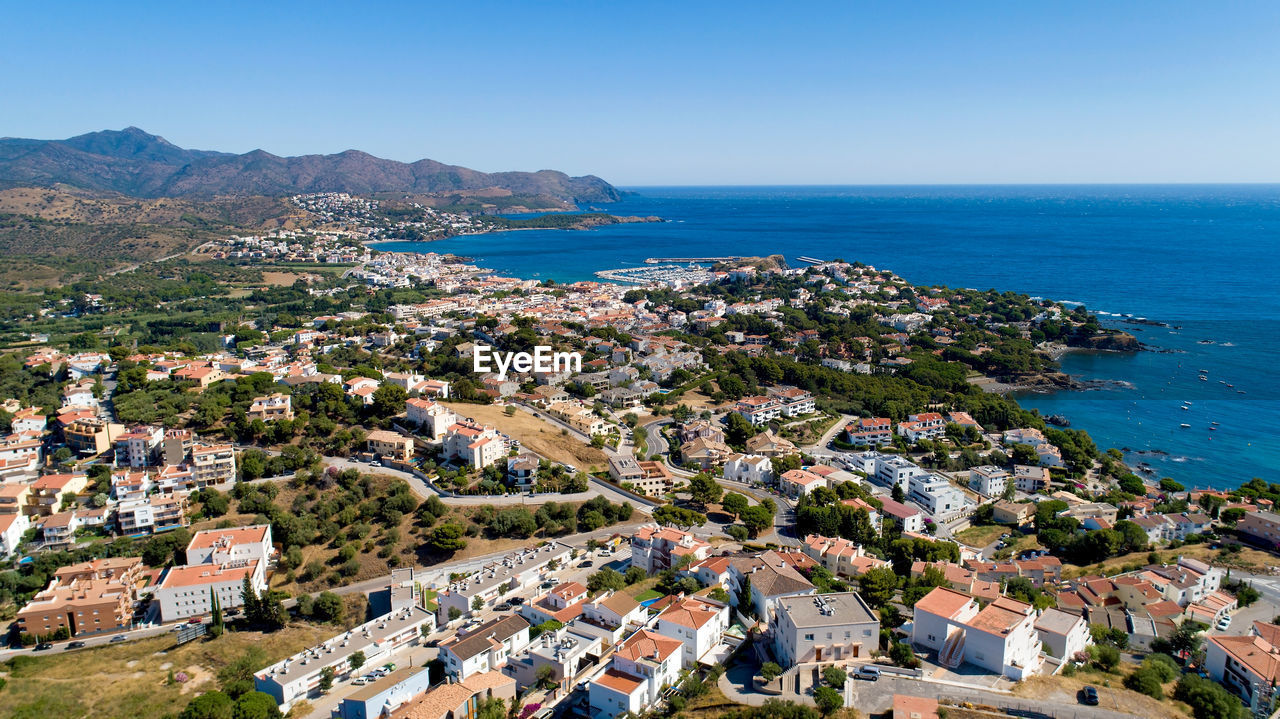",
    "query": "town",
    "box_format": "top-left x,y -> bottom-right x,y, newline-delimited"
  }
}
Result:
0,202 -> 1275,719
